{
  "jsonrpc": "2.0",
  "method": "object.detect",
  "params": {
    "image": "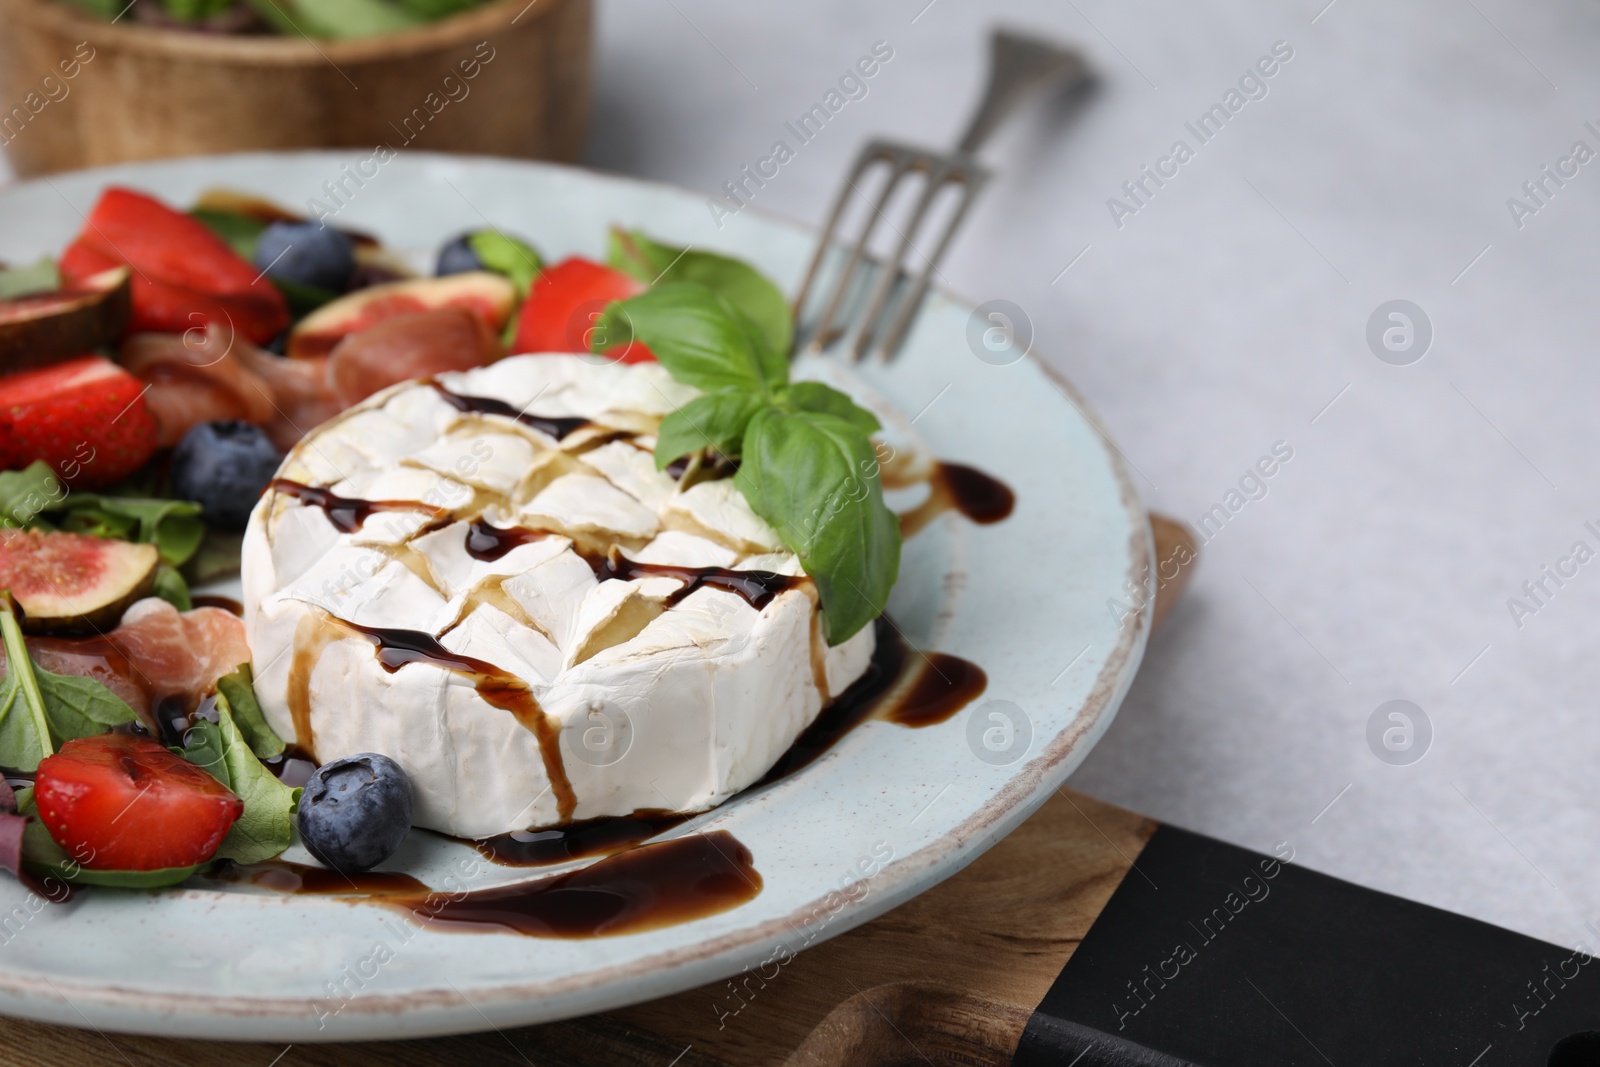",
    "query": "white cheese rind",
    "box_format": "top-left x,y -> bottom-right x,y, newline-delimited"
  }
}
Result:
243,355 -> 877,838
